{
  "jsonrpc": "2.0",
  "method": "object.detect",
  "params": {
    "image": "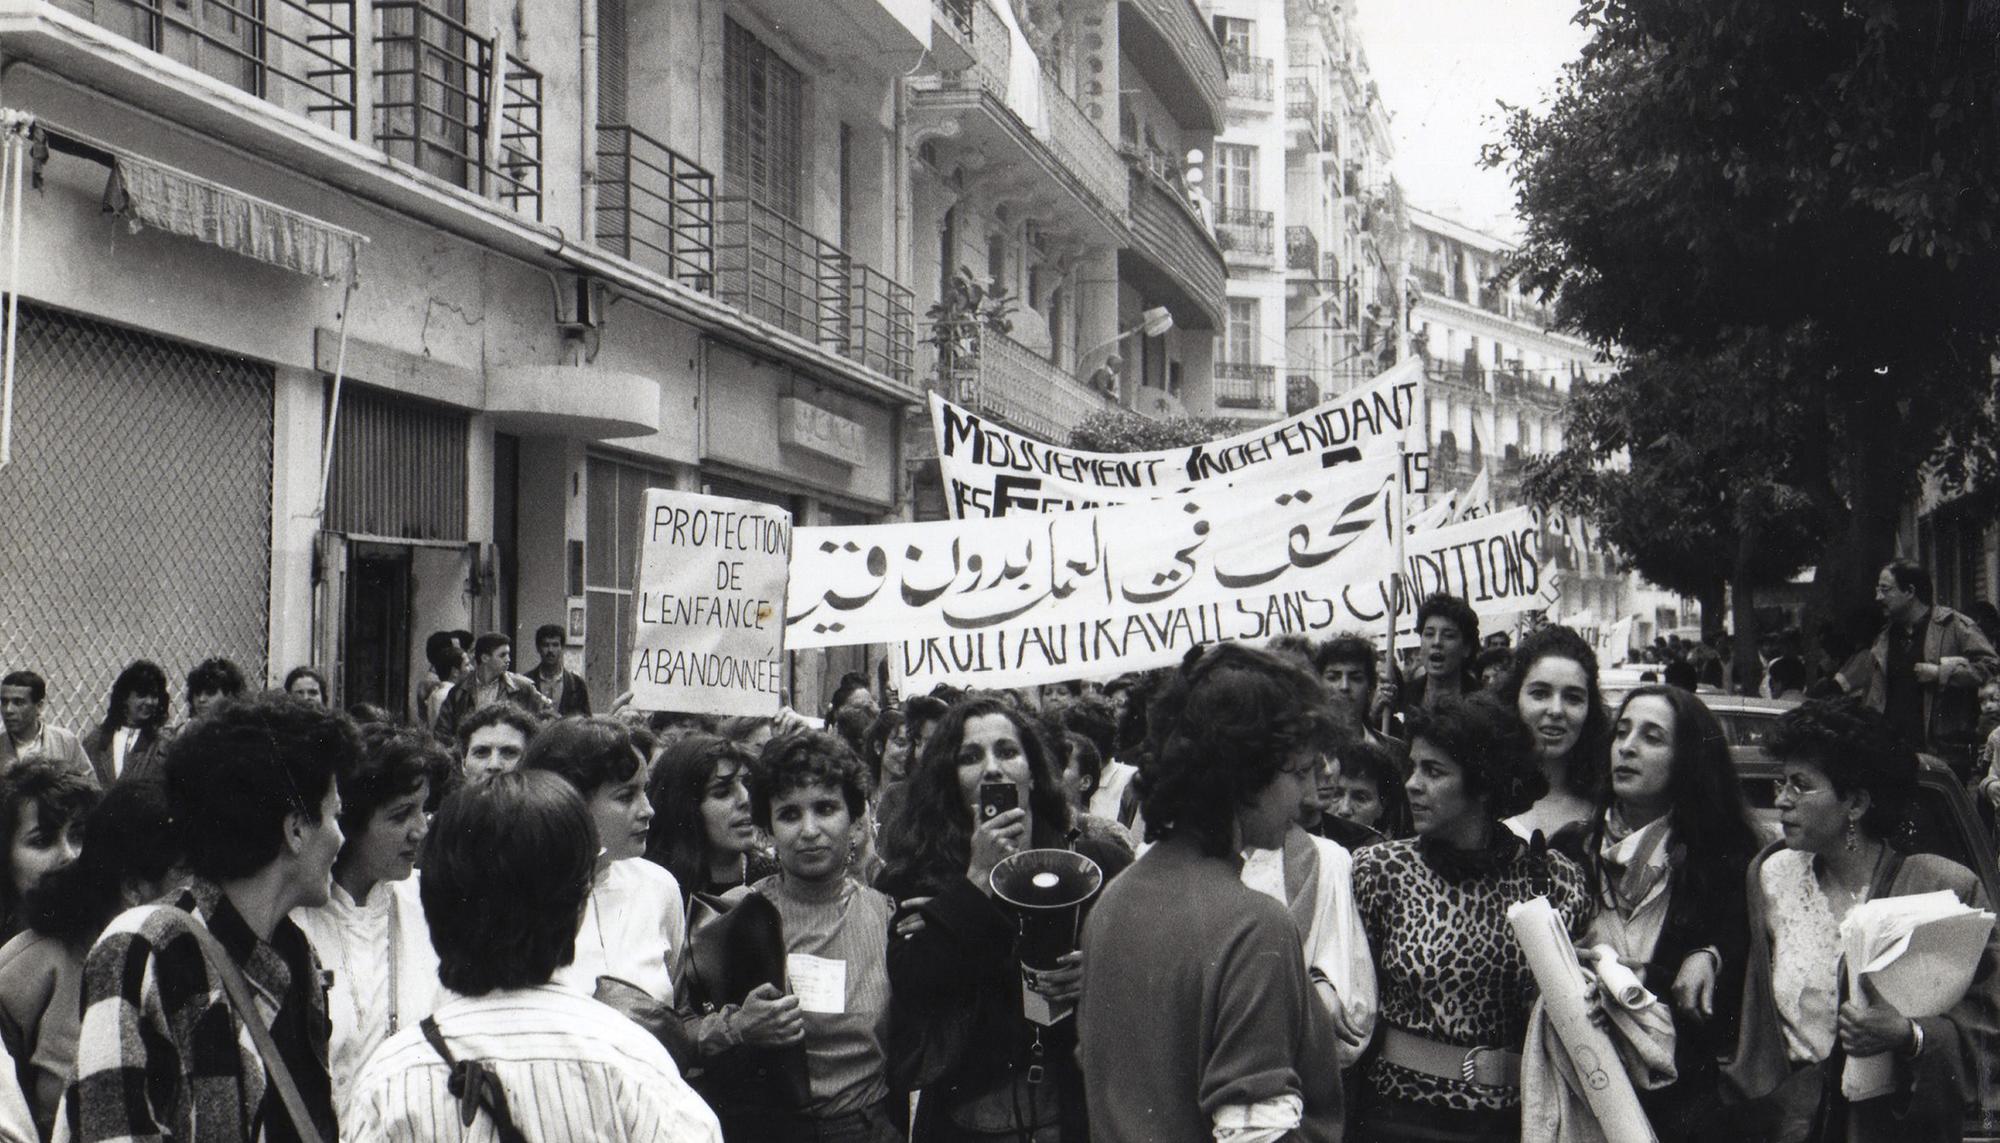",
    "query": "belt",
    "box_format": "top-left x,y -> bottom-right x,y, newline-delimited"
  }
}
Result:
1378,1026 -> 1522,1089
